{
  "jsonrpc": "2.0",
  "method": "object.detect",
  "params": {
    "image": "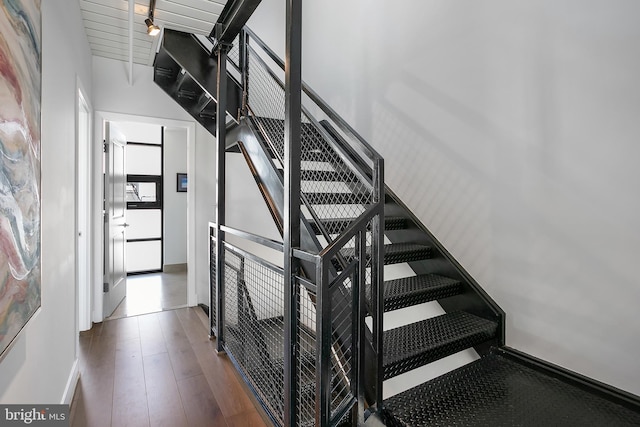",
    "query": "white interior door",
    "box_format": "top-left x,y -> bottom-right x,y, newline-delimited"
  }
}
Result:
104,122 -> 127,317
